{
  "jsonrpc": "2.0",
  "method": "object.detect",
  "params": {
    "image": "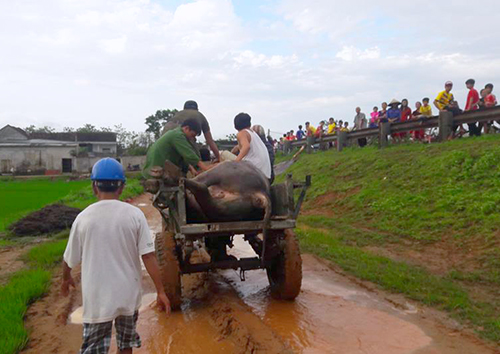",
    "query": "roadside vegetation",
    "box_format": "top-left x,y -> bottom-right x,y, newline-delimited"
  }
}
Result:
0,233 -> 68,354
279,134 -> 500,342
